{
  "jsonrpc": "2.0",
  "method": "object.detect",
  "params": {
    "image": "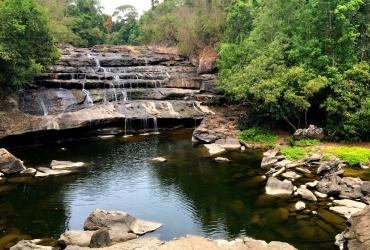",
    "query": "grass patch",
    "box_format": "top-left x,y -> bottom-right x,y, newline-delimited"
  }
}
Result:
323,155 -> 330,161
281,147 -> 306,160
294,139 -> 320,147
325,147 -> 370,166
238,127 -> 278,145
